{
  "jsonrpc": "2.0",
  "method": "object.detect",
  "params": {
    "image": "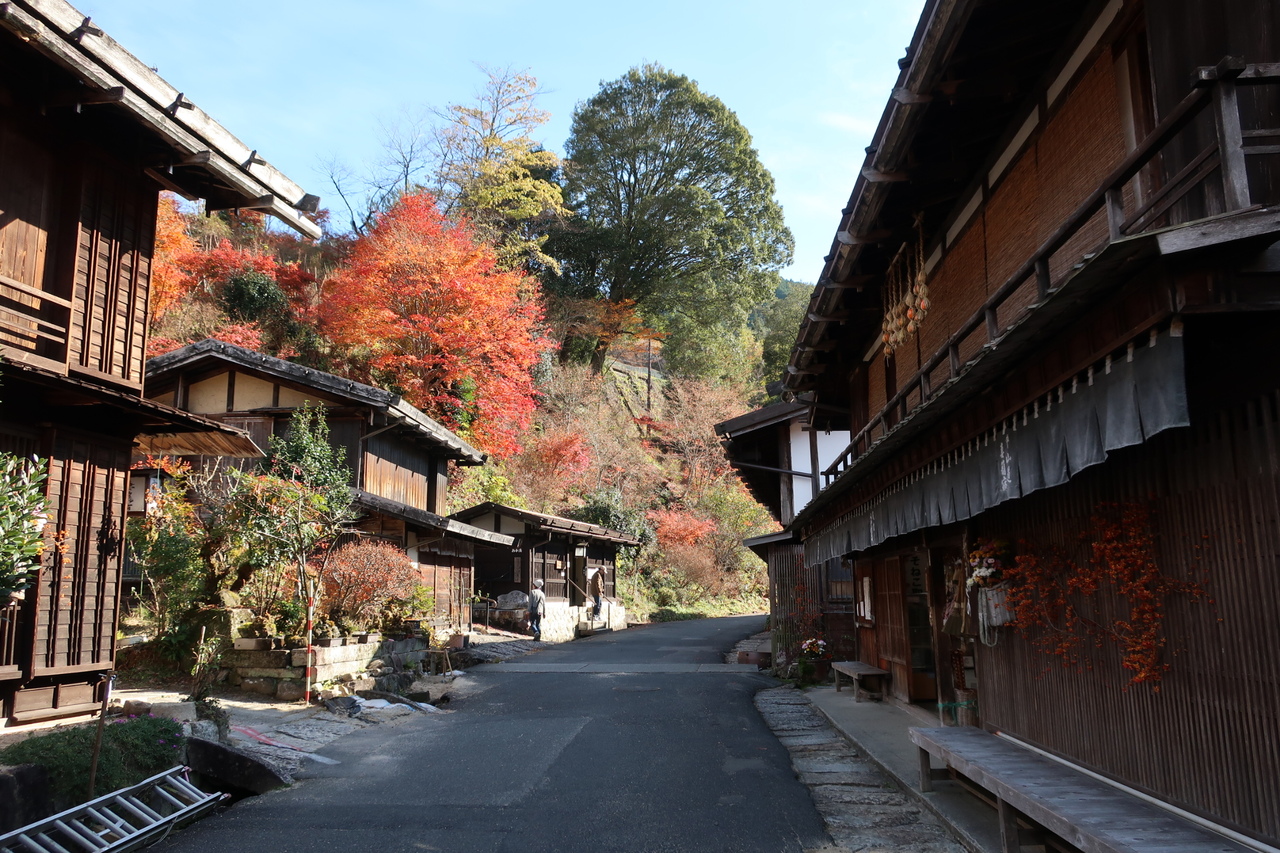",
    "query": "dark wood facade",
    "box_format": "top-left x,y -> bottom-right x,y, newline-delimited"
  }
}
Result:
0,0 -> 317,725
454,503 -> 637,609
145,339 -> 513,629
723,0 -> 1280,845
